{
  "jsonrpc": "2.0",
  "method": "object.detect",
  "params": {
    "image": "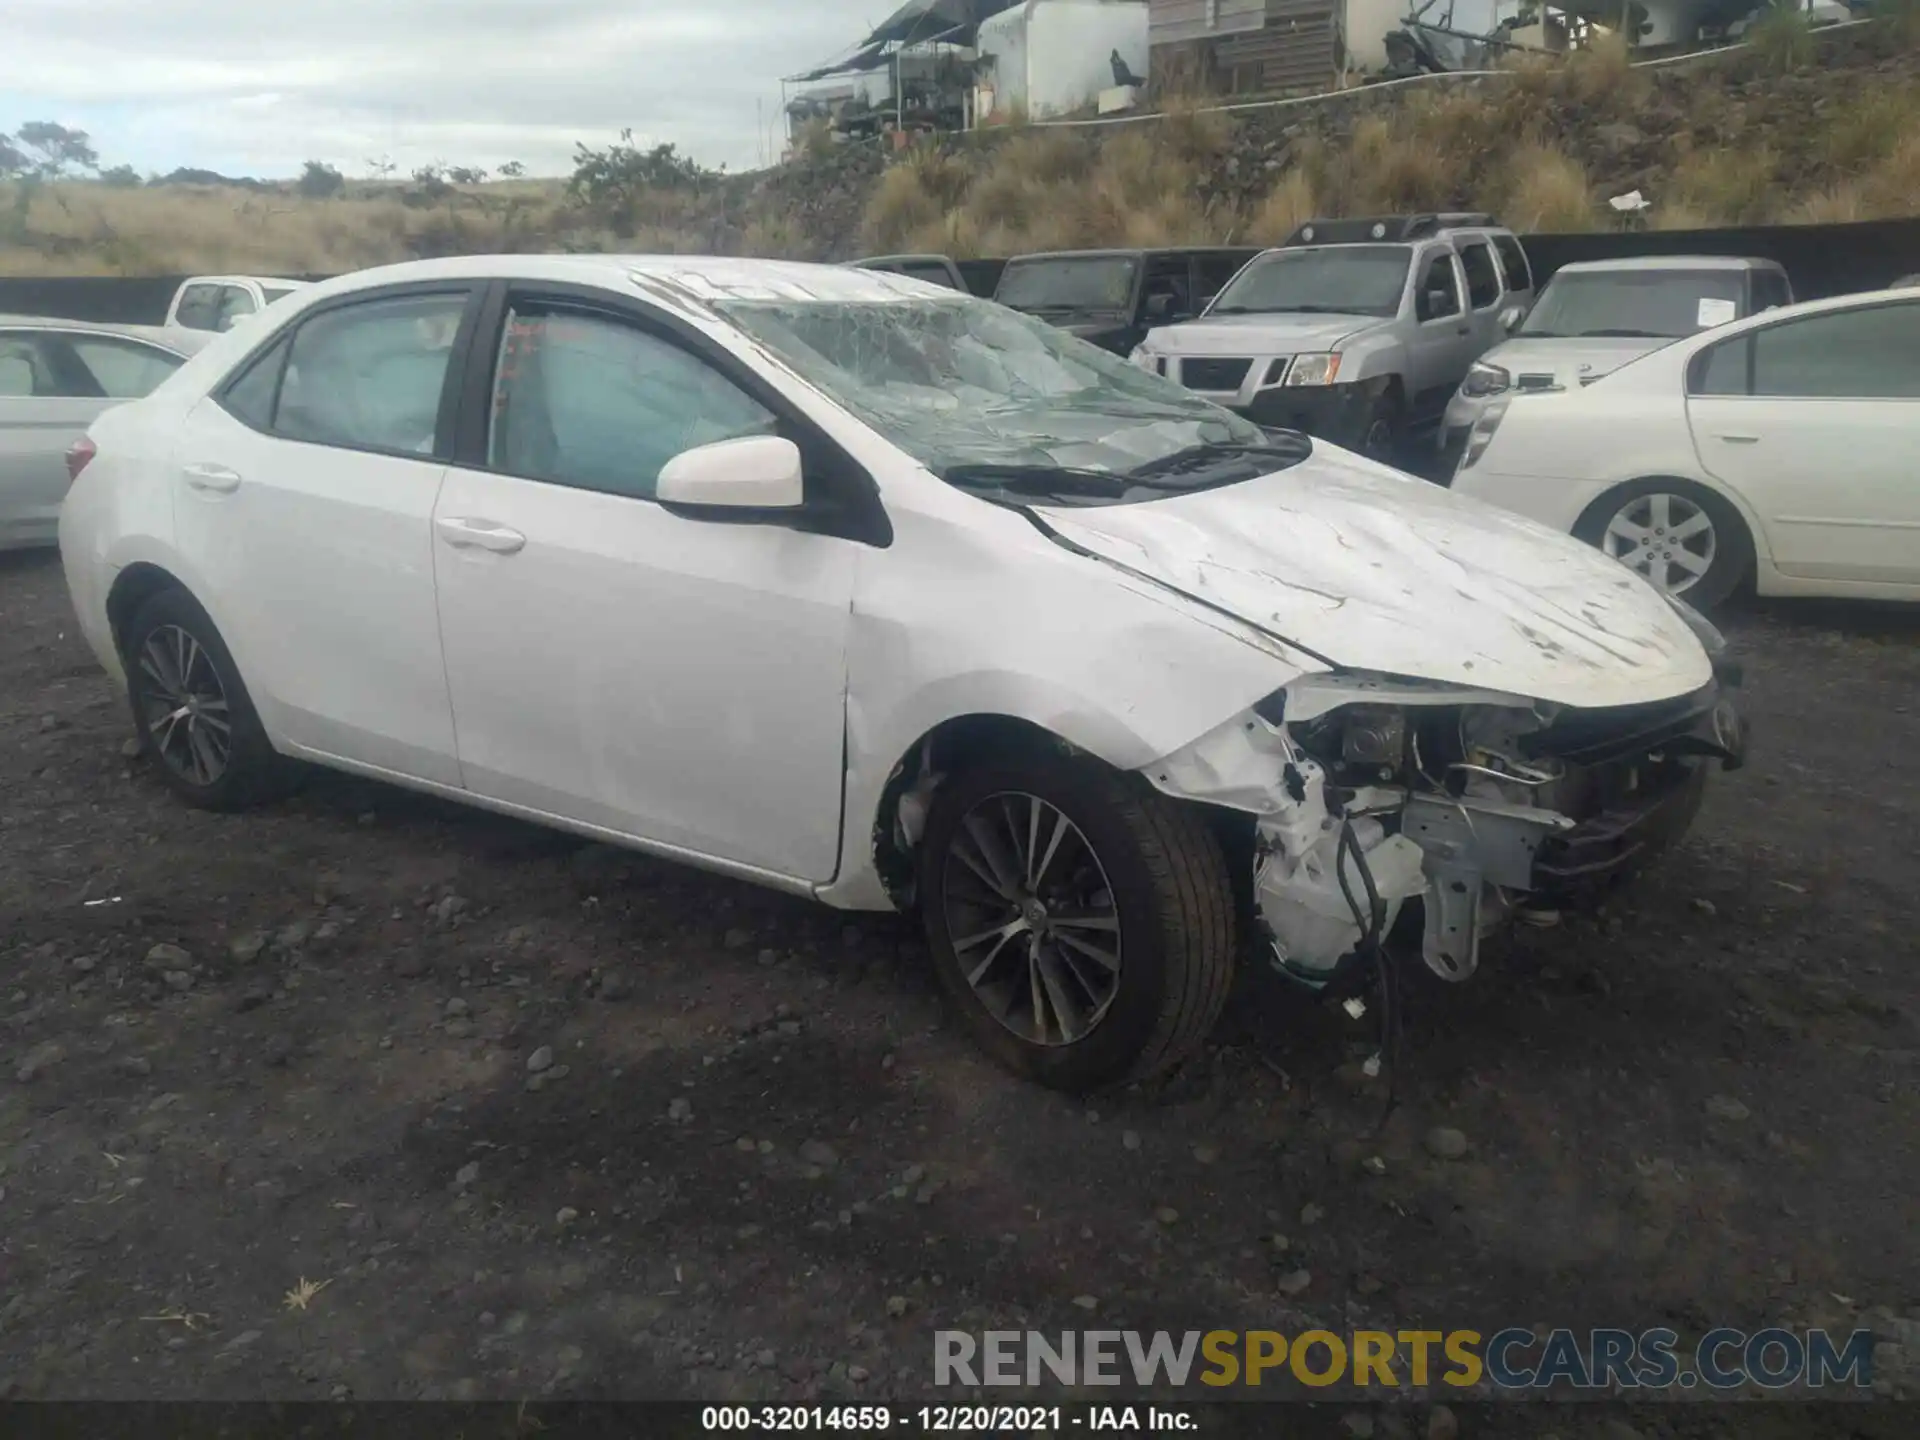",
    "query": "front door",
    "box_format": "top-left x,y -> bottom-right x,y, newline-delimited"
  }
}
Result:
429,291 -> 858,882
1688,297 -> 1920,584
1404,249 -> 1478,427
167,284 -> 474,783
